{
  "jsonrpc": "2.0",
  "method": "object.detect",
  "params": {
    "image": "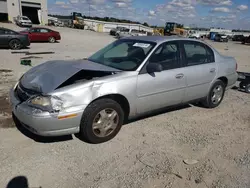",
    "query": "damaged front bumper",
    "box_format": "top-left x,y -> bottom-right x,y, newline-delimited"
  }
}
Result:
9,88 -> 85,136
